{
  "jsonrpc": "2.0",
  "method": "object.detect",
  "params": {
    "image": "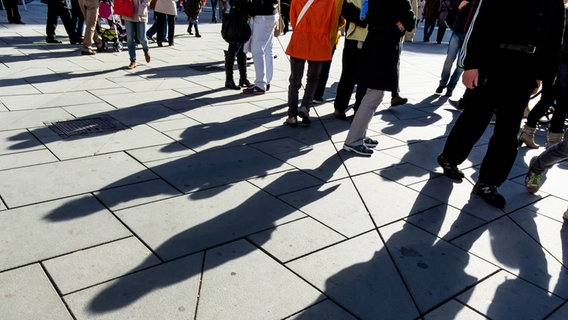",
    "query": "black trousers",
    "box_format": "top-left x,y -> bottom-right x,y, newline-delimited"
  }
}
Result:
156,13 -> 175,45
5,0 -> 22,23
442,72 -> 535,186
46,2 -> 76,40
334,39 -> 367,112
